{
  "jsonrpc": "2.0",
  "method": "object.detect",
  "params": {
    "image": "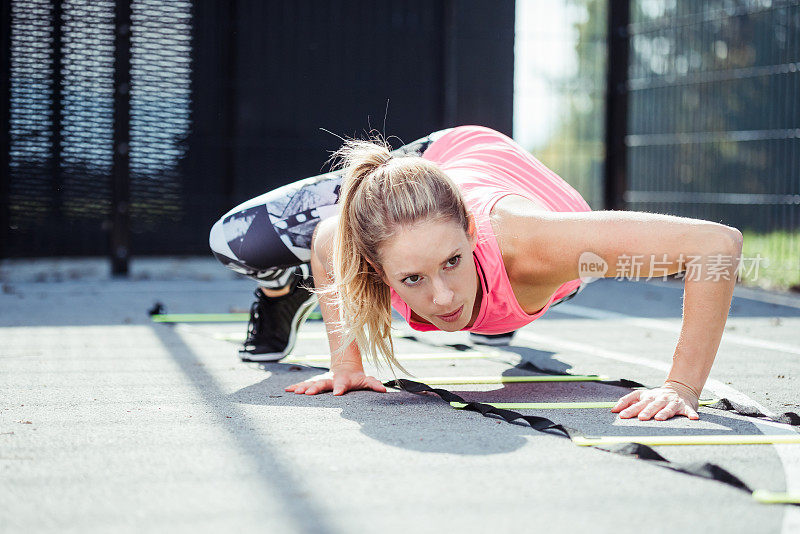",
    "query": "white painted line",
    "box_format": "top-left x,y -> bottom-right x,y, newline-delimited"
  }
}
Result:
555,303 -> 800,356
731,285 -> 800,310
284,352 -> 499,363
646,279 -> 800,310
213,330 -> 329,342
515,329 -> 799,528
